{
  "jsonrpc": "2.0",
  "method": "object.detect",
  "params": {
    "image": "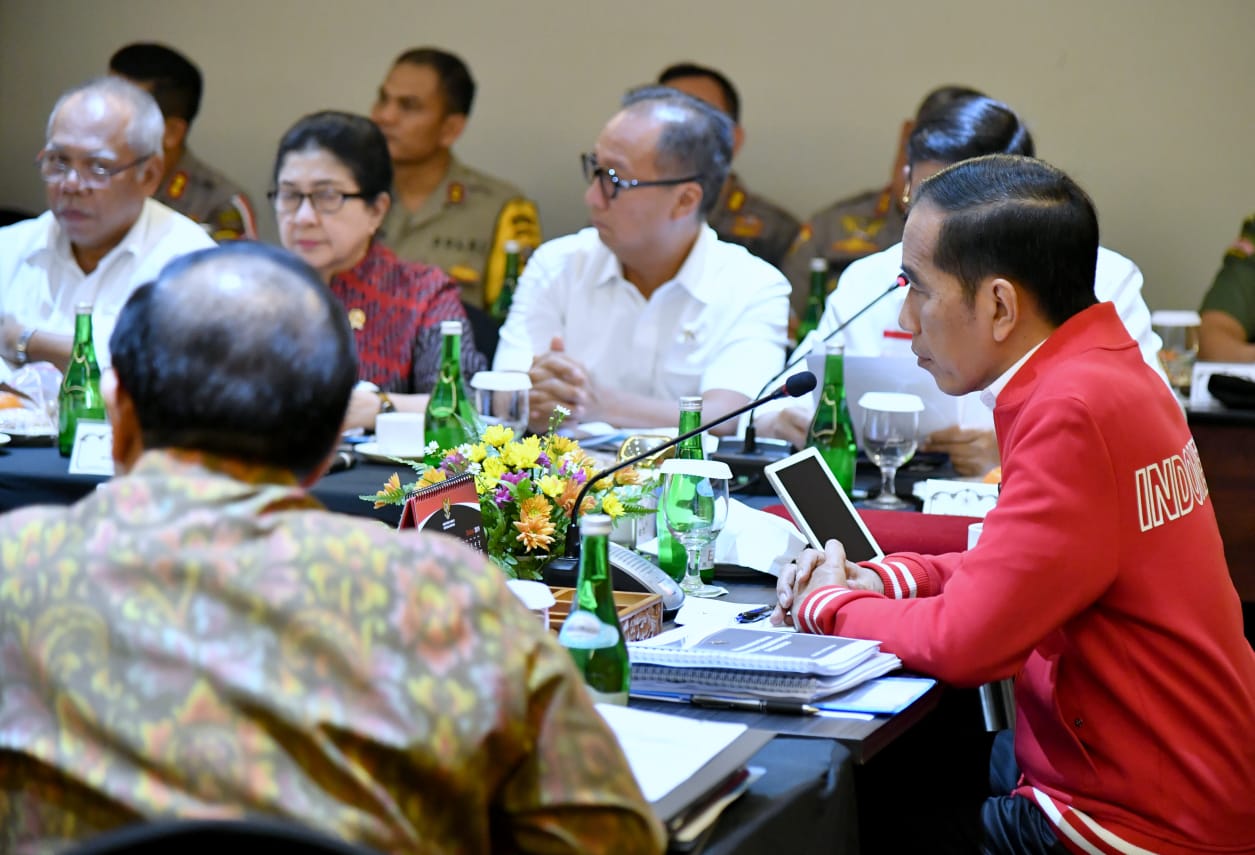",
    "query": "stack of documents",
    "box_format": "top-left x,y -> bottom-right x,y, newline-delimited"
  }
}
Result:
628,626 -> 902,703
